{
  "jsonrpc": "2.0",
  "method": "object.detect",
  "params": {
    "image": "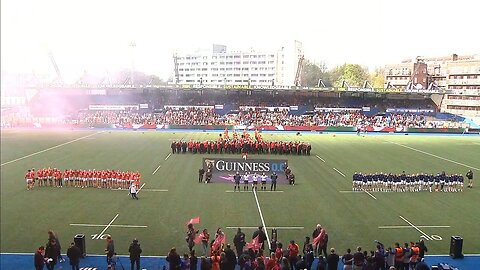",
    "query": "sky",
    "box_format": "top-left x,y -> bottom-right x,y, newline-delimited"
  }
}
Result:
1,0 -> 479,83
